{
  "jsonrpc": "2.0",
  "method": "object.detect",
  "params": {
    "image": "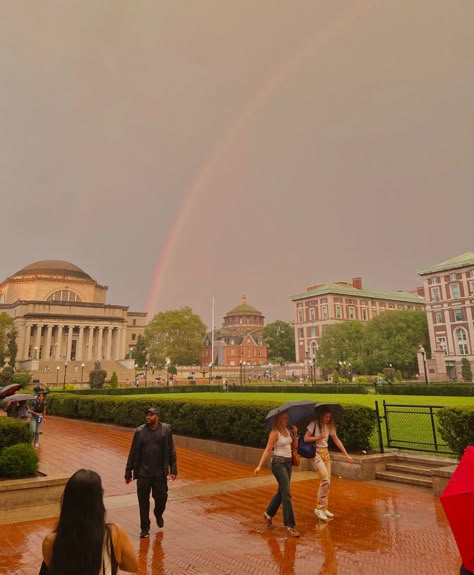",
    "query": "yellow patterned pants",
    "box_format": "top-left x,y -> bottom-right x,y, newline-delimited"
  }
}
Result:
310,448 -> 331,509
